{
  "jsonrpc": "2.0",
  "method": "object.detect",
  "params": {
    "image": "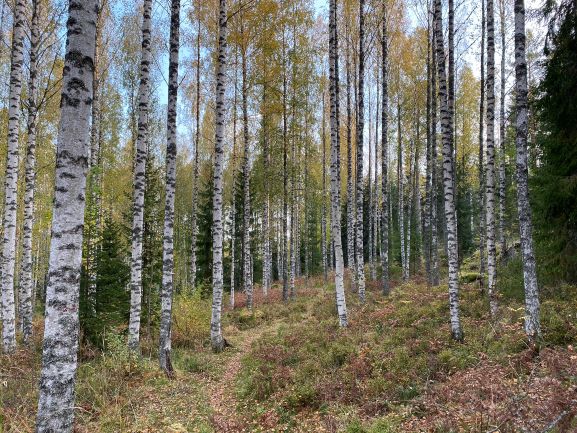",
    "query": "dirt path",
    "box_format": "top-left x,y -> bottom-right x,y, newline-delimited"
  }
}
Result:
207,322 -> 279,432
